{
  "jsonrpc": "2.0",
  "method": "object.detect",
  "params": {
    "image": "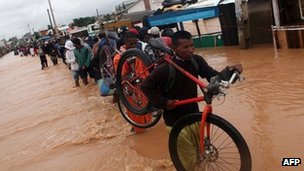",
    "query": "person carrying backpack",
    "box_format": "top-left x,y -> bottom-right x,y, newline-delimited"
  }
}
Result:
141,30 -> 243,130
